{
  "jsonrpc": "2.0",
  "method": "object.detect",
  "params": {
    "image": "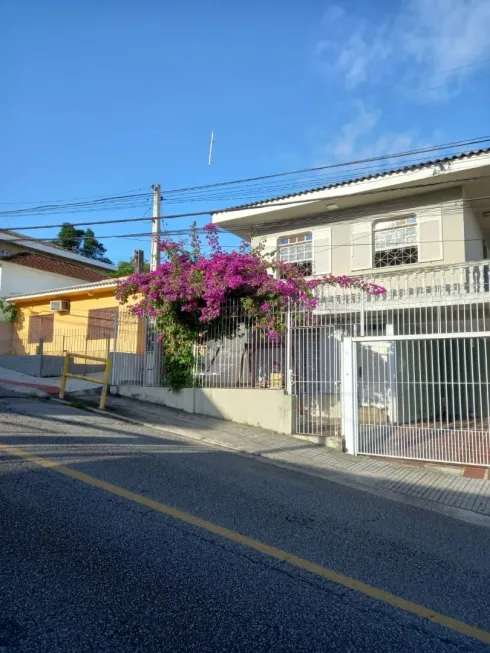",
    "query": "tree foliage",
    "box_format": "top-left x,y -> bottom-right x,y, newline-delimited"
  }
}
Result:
110,259 -> 150,278
55,223 -> 85,253
0,299 -> 17,322
54,223 -> 113,264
